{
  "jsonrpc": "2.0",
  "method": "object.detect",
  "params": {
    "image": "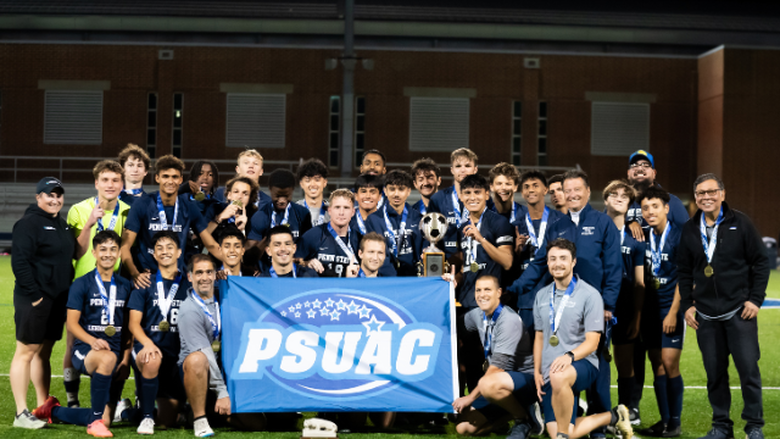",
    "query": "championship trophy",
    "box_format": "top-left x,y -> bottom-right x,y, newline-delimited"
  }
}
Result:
418,212 -> 449,277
